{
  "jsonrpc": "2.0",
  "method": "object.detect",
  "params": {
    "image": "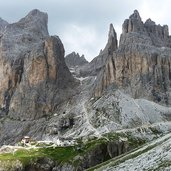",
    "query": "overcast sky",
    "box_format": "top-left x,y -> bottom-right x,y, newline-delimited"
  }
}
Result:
0,0 -> 171,61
